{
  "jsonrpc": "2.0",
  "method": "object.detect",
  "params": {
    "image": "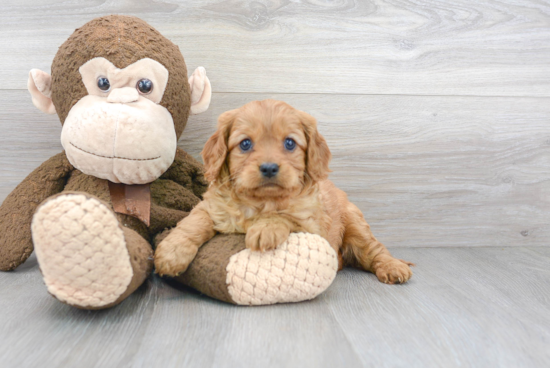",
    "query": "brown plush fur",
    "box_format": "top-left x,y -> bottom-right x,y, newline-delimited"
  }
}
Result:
0,153 -> 73,270
156,232 -> 248,304
174,234 -> 246,304
51,15 -> 191,139
155,100 -> 413,284
0,148 -> 206,272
